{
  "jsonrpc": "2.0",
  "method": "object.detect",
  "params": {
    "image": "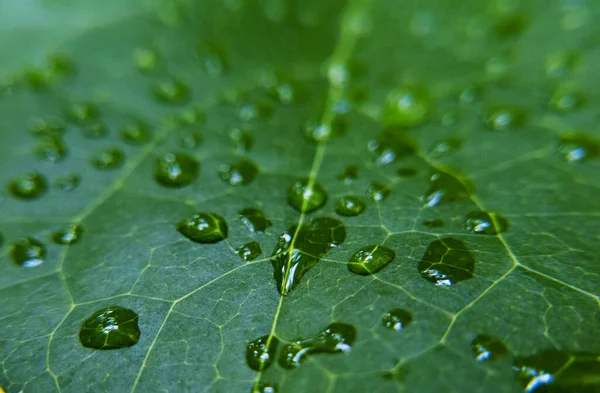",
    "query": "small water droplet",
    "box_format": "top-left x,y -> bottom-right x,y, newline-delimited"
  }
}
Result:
219,159 -> 258,186
369,130 -> 416,165
303,121 -> 331,143
238,208 -> 272,233
180,131 -> 203,149
558,134 -> 599,162
238,99 -> 274,122
271,217 -> 346,295
418,237 -> 475,286
423,219 -> 445,228
545,51 -> 579,78
287,179 -> 328,213
8,172 -> 48,200
382,309 -> 412,331
229,128 -> 254,152
121,122 -> 150,144
251,384 -> 277,393
366,182 -> 390,201
347,245 -> 396,275
154,152 -> 199,187
236,241 -> 262,261
30,117 -> 66,137
11,237 -> 46,267
267,81 -> 294,105
397,167 -> 417,177
52,225 -> 83,245
278,322 -> 356,369
429,137 -> 462,158
335,195 -> 366,217
66,102 -> 100,124
549,87 -> 585,112
464,211 -> 509,234
134,48 -> 160,72
35,136 -> 68,163
458,85 -> 483,104
81,122 -> 109,139
471,335 -> 509,362
79,306 -> 141,350
91,148 -> 125,170
177,212 -> 228,243
54,173 -> 81,192
421,171 -> 470,207
197,42 -> 229,77
382,86 -> 429,127
246,335 -> 279,371
152,79 -> 190,105
484,106 -> 527,130
337,165 -> 359,183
